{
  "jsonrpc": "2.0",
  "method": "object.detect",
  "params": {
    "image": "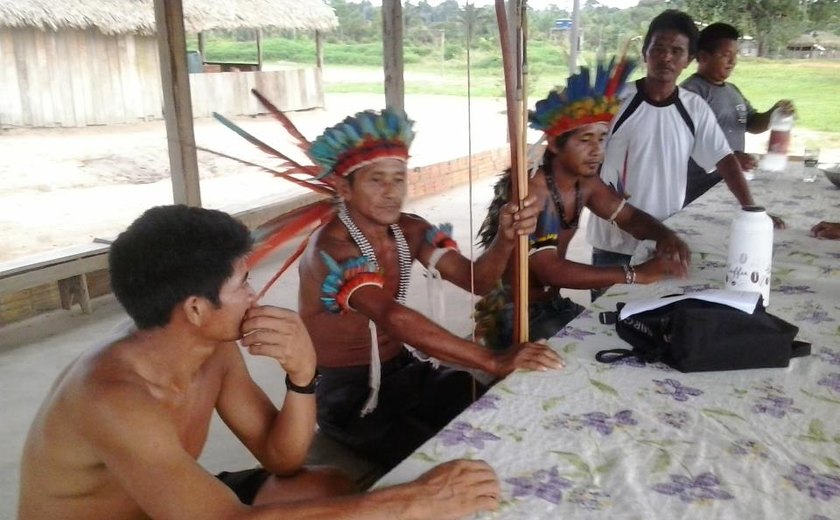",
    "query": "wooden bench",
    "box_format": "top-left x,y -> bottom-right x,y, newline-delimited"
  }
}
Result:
0,241 -> 112,314
0,192 -> 328,318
